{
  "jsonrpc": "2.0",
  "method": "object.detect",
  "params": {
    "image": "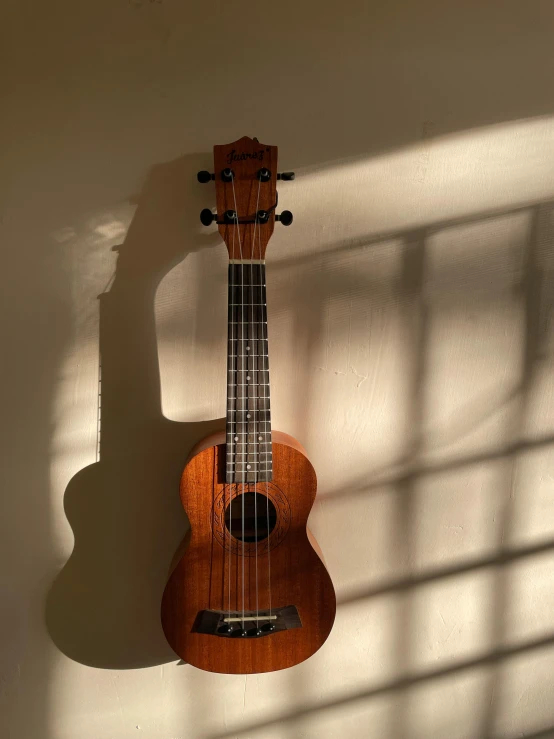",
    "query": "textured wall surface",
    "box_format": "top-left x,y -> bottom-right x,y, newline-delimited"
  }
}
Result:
2,1 -> 554,738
